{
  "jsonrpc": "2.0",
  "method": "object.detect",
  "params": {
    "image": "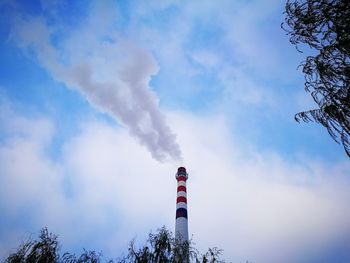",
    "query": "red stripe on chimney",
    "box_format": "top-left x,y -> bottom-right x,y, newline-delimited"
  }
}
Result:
177,176 -> 187,182
177,186 -> 186,193
177,196 -> 187,204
